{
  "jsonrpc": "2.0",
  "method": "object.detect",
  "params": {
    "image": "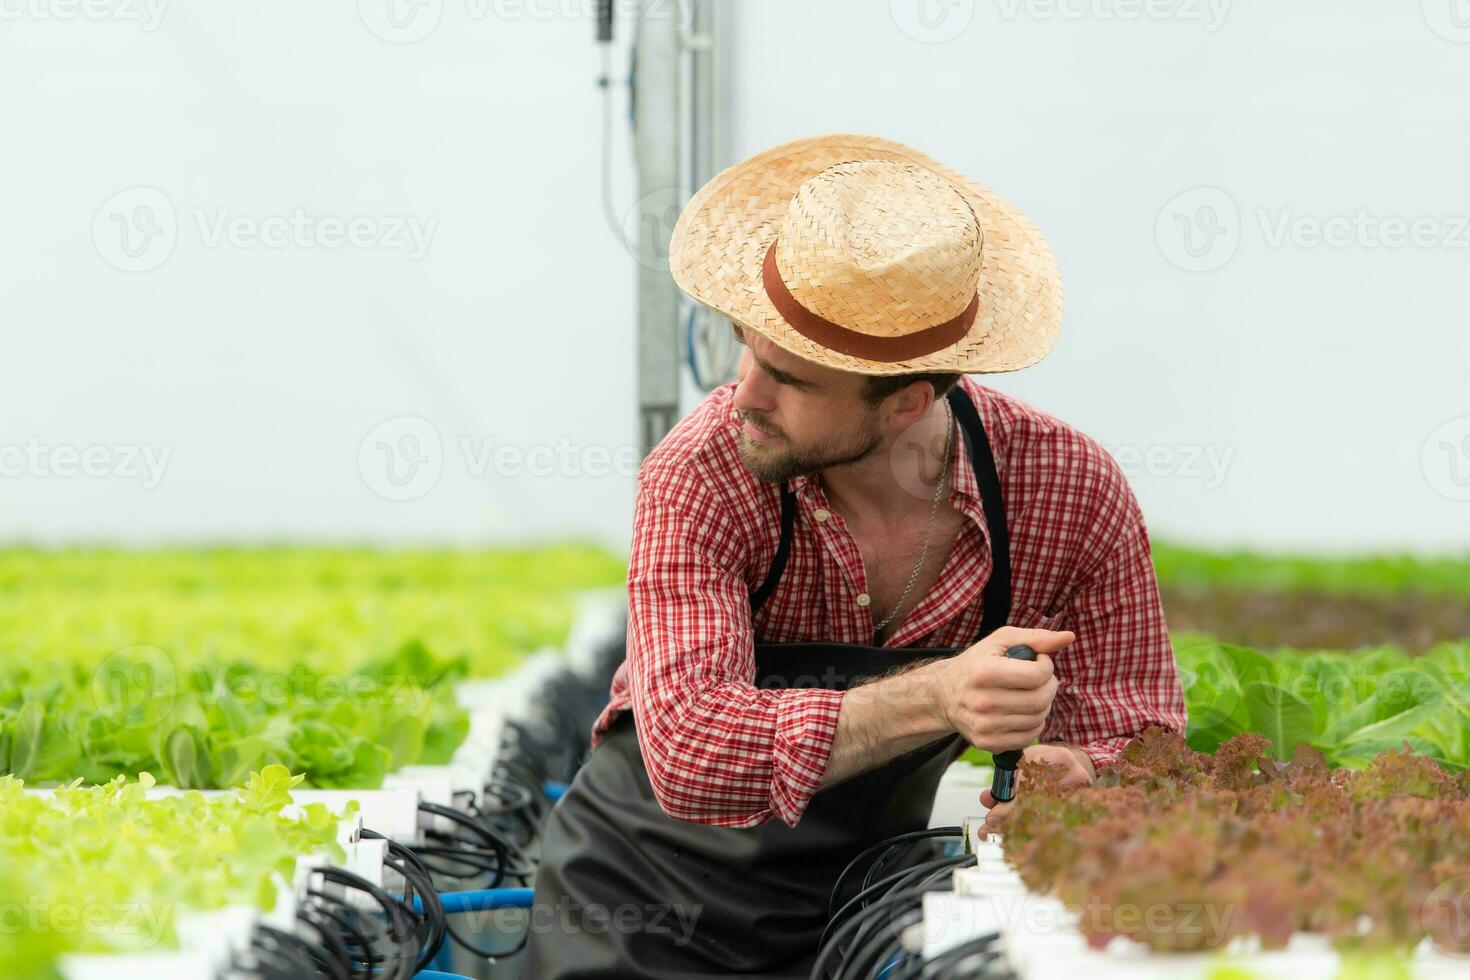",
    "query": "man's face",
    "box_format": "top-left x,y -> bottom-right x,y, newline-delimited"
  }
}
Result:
729,324 -> 888,484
